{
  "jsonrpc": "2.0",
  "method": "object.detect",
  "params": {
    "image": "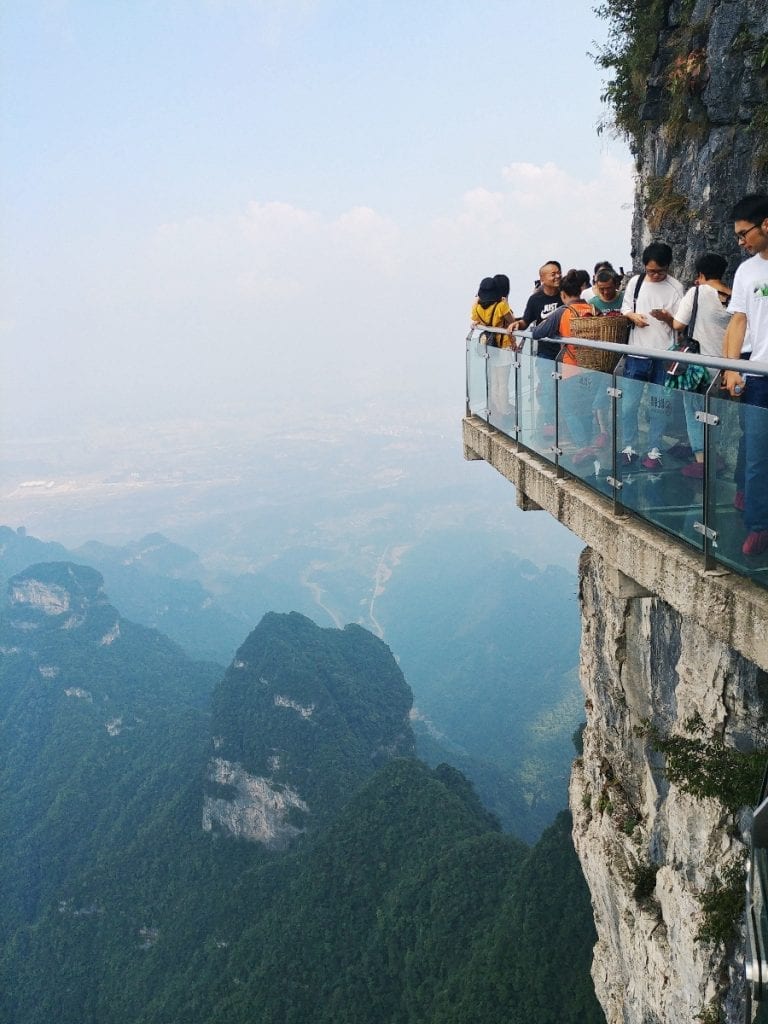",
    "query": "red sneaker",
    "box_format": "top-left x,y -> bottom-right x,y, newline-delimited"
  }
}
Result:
742,531 -> 768,557
681,462 -> 704,479
641,448 -> 662,470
